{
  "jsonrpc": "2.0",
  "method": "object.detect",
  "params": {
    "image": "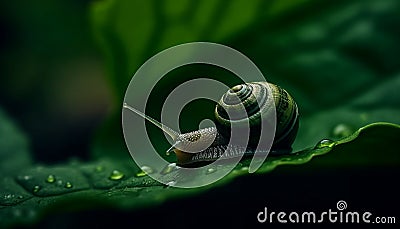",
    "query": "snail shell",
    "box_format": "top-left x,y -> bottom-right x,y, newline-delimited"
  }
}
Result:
215,82 -> 299,152
123,82 -> 299,167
